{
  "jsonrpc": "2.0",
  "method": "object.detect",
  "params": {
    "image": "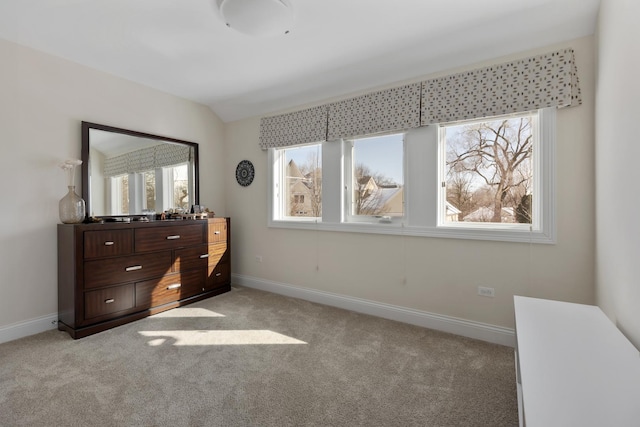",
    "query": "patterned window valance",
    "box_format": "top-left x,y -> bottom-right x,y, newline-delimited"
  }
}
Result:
421,48 -> 581,125
154,144 -> 192,168
327,83 -> 421,140
258,48 -> 581,148
104,144 -> 192,177
259,105 -> 328,150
